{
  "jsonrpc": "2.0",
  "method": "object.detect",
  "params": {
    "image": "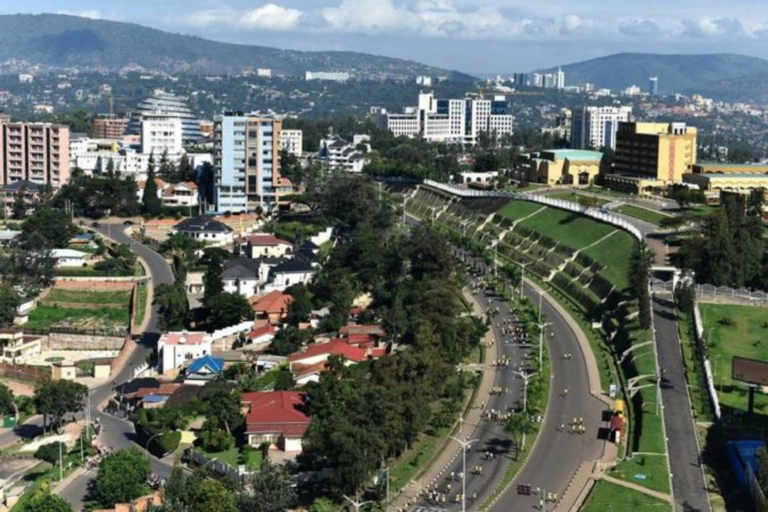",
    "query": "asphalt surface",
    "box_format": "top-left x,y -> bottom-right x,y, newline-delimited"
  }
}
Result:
58,222 -> 175,510
404,215 -> 608,512
653,294 -> 711,512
